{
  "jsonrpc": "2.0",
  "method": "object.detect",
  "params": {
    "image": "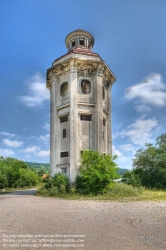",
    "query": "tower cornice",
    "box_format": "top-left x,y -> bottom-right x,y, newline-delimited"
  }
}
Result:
46,57 -> 115,89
